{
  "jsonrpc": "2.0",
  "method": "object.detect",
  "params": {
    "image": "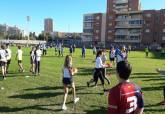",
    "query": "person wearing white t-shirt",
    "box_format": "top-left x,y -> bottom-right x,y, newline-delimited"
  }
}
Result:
93,50 -> 108,91
30,47 -> 36,74
6,44 -> 12,73
0,45 -> 8,79
16,46 -> 24,72
35,45 -> 42,75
